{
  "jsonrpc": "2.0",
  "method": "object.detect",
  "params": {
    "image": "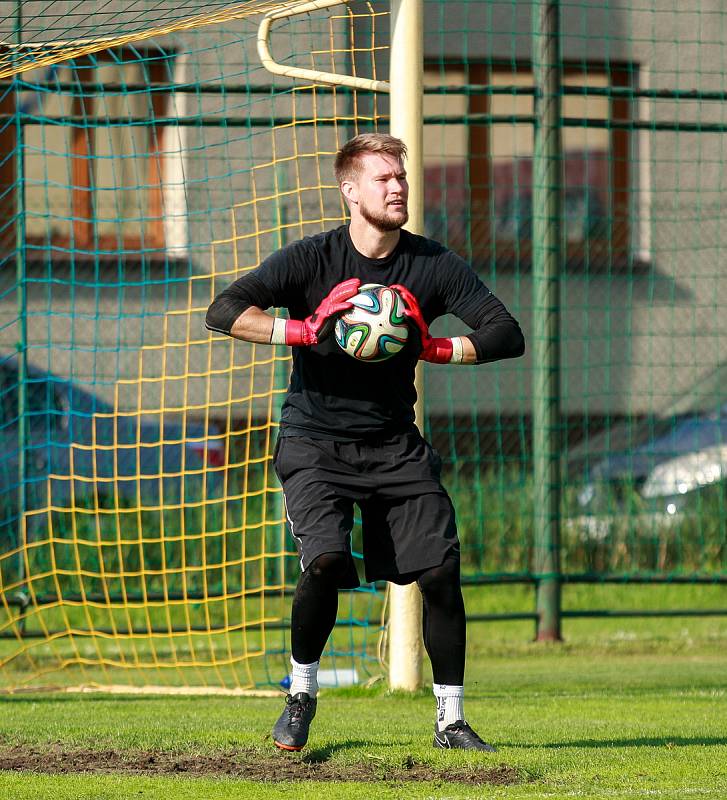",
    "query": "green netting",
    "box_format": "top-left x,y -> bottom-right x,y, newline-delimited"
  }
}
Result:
0,0 -> 726,691
420,0 -> 727,584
